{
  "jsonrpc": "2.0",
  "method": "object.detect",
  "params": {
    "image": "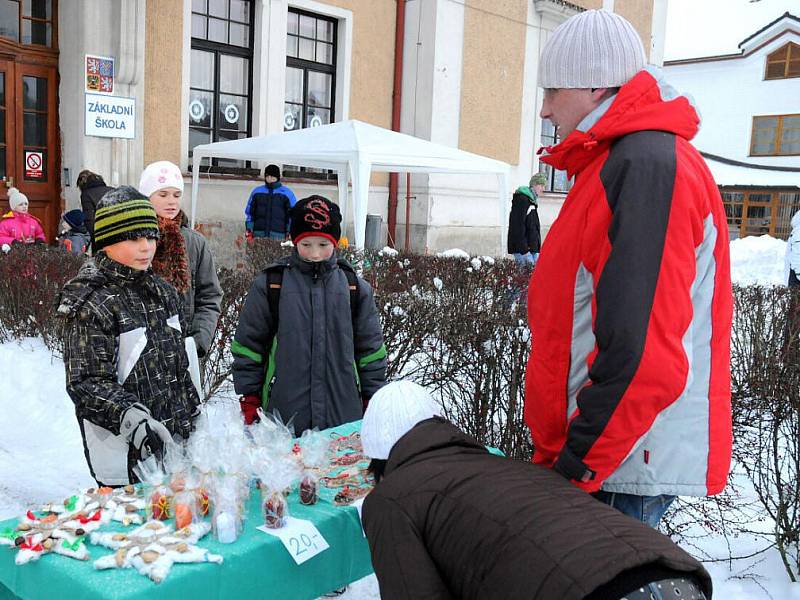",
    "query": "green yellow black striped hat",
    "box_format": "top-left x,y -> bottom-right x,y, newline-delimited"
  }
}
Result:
93,186 -> 160,251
